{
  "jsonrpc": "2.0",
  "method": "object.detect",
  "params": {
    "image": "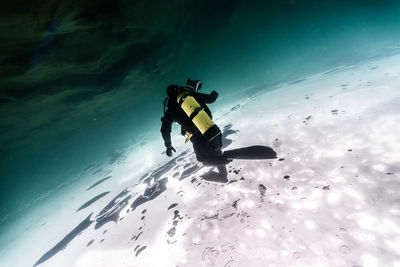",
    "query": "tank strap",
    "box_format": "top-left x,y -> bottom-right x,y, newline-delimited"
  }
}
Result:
189,107 -> 204,120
